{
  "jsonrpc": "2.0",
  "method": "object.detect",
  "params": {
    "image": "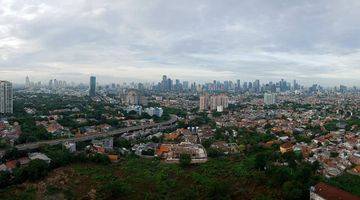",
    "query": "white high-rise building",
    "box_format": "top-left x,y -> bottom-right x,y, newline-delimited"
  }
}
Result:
0,81 -> 13,114
264,93 -> 276,105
